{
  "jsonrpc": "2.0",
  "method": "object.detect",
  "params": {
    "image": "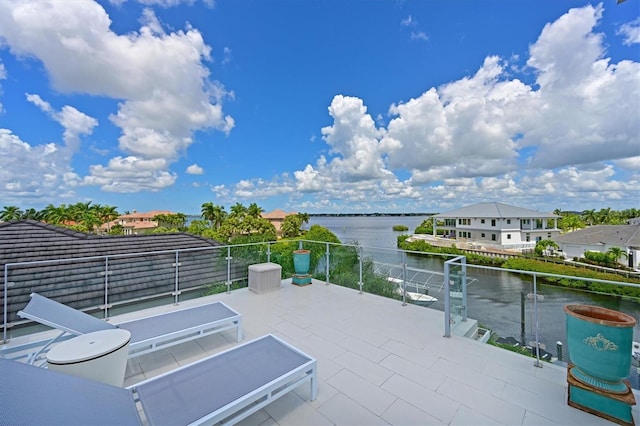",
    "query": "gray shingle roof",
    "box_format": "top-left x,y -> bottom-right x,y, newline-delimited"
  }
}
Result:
553,225 -> 640,248
0,220 -> 247,325
433,202 -> 559,219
